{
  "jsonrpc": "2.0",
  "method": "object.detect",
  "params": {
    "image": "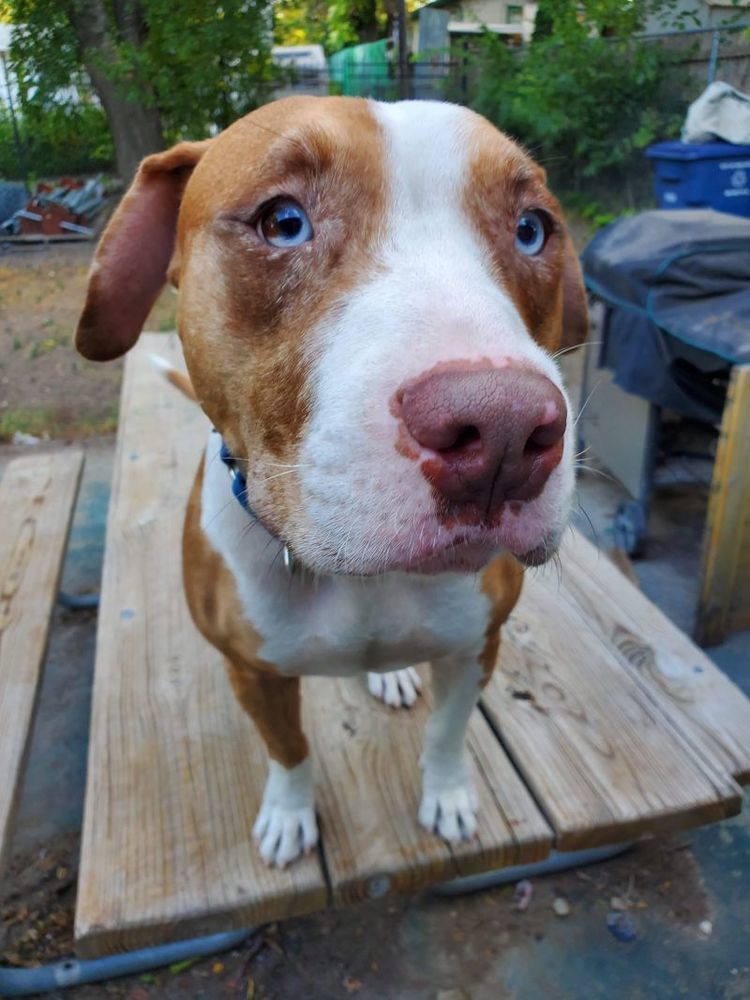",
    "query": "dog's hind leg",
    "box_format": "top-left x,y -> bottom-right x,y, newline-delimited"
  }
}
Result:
224,660 -> 317,868
367,667 -> 423,708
